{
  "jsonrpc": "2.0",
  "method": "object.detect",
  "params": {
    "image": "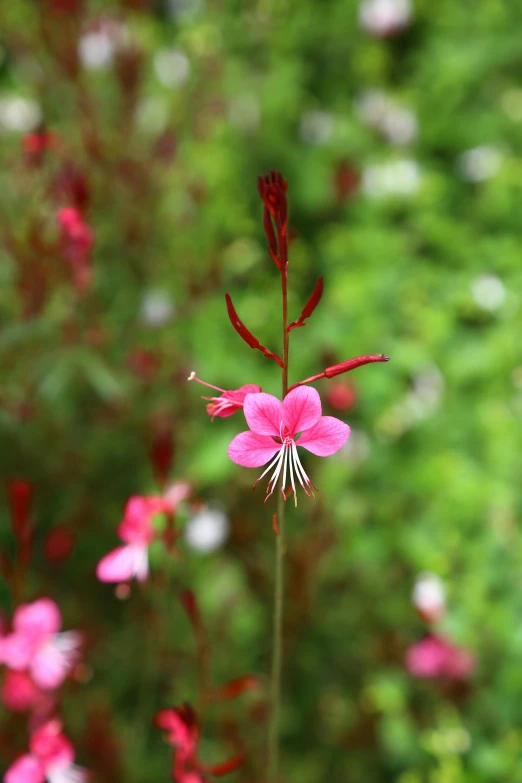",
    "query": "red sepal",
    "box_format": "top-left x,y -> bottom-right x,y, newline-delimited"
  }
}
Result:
288,276 -> 324,332
202,755 -> 245,776
225,294 -> 284,368
208,675 -> 260,702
